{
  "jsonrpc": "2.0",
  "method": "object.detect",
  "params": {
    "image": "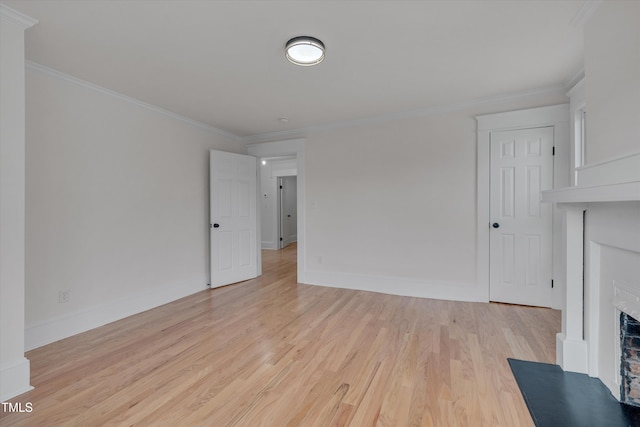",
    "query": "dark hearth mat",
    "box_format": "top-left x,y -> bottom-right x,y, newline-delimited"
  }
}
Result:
508,358 -> 640,427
